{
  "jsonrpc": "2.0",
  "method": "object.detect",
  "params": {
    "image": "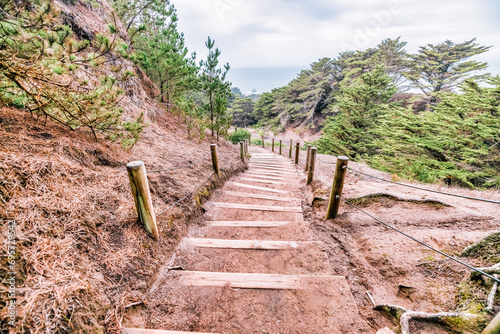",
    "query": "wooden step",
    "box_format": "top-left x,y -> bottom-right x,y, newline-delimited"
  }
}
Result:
249,162 -> 293,168
180,271 -> 320,289
206,221 -> 296,227
246,169 -> 293,176
243,174 -> 286,180
227,182 -> 291,194
183,238 -> 318,250
239,177 -> 288,185
209,202 -> 302,213
123,329 -> 219,334
221,191 -> 297,202
248,165 -> 296,172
